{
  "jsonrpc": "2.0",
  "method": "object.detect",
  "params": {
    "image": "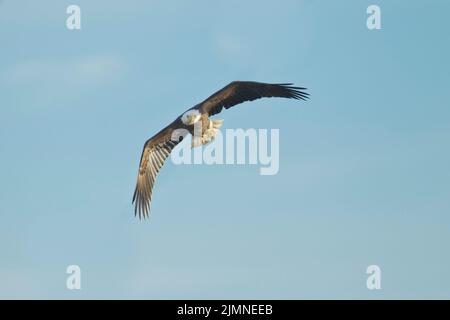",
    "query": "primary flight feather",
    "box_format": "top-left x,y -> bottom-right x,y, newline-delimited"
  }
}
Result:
132,81 -> 309,218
